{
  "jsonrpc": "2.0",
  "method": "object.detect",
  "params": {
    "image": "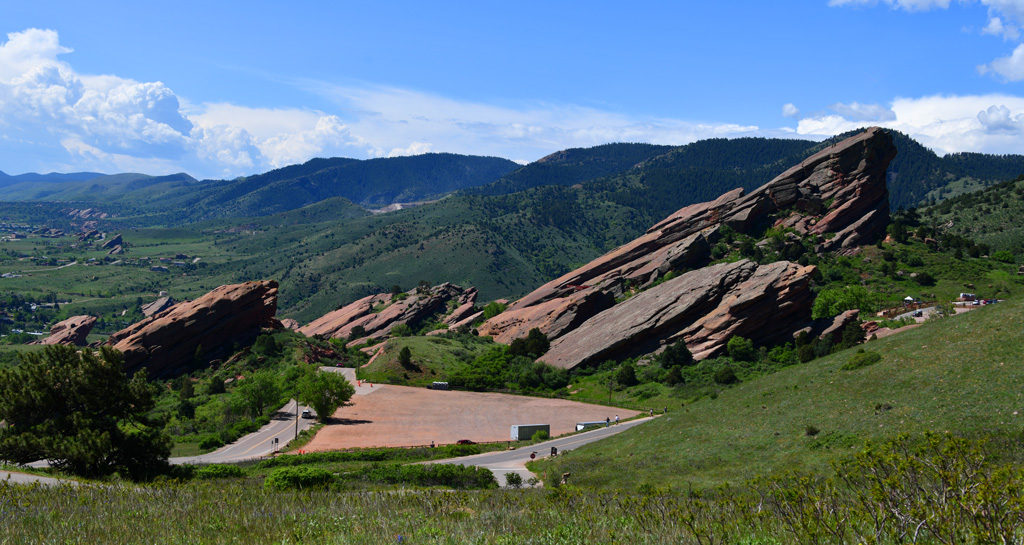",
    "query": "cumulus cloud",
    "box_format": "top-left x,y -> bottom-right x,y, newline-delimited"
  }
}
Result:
0,28 -> 373,177
796,93 -> 1024,154
0,27 -> 769,177
782,103 -> 800,117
